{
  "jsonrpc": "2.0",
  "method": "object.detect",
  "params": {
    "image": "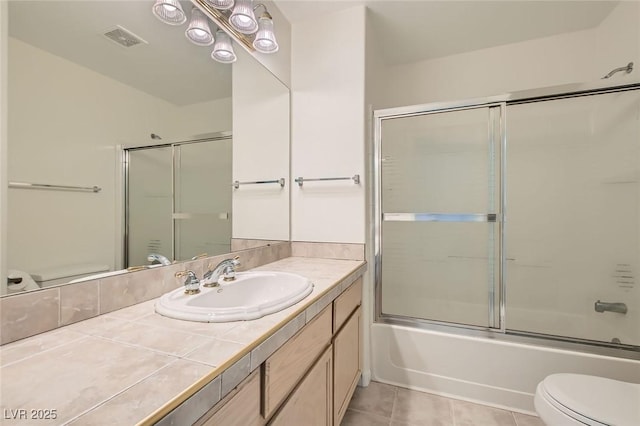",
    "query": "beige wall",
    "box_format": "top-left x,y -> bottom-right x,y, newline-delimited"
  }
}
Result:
376,28 -> 596,109
594,1 -> 640,78
290,6 -> 367,244
373,2 -> 639,110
